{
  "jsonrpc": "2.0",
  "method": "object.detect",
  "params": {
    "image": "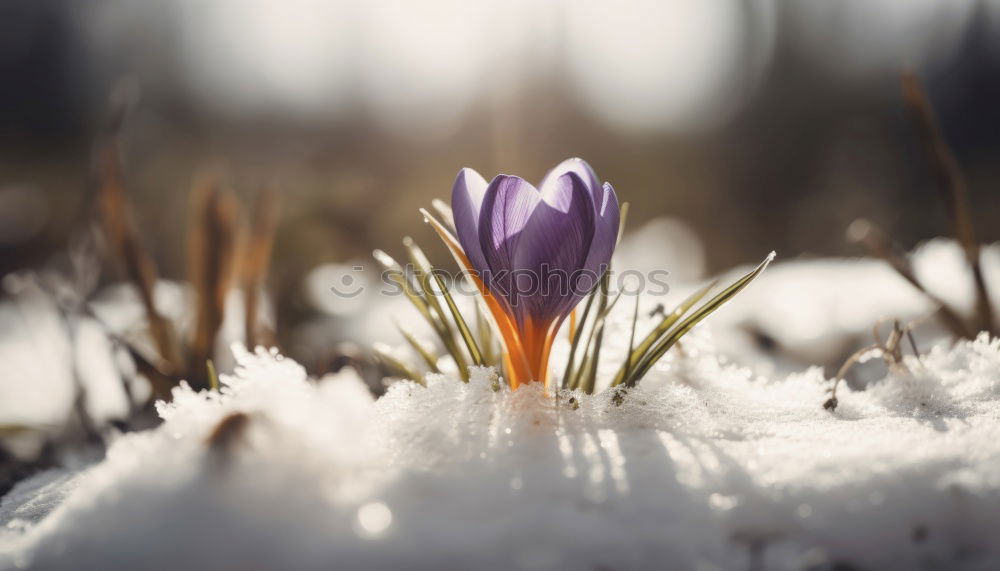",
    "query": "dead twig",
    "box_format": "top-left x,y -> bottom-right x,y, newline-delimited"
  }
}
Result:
901,72 -> 994,335
847,218 -> 972,339
825,317 -> 925,411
